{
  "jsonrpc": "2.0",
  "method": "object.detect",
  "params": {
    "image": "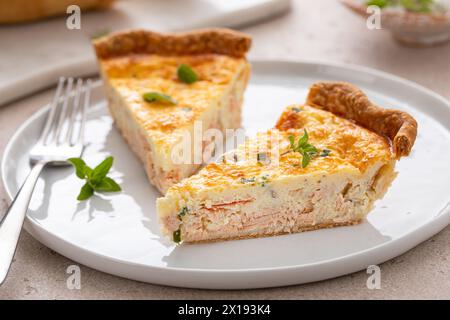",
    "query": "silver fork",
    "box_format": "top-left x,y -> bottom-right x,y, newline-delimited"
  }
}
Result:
0,77 -> 91,285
